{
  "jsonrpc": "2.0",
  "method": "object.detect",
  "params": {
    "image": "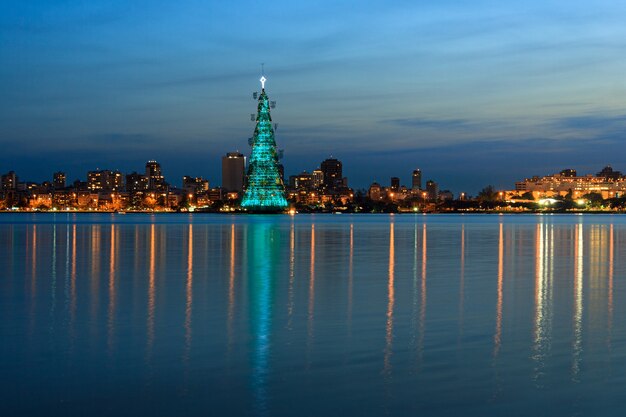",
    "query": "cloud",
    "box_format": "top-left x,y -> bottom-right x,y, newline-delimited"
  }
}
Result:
383,117 -> 472,130
0,133 -> 169,155
552,113 -> 626,131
